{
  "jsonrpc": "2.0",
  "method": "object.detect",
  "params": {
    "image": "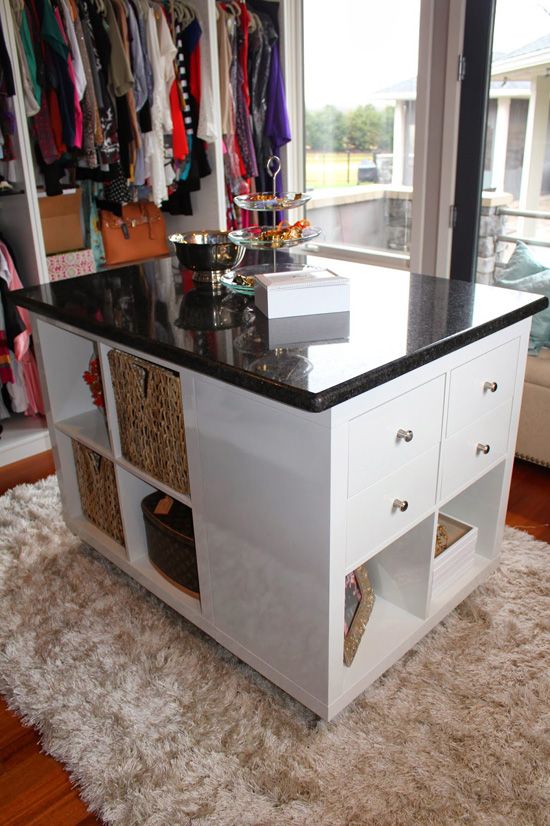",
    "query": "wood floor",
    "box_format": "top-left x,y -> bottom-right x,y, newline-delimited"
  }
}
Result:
504,459 -> 550,542
0,454 -> 549,825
